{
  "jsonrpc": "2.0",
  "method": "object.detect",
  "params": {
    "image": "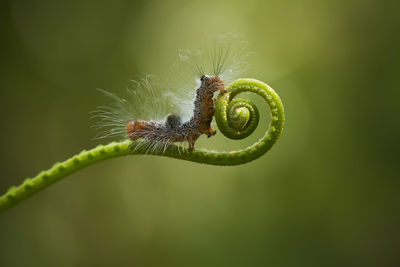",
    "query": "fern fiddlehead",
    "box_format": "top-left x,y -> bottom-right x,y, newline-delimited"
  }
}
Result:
0,78 -> 284,213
